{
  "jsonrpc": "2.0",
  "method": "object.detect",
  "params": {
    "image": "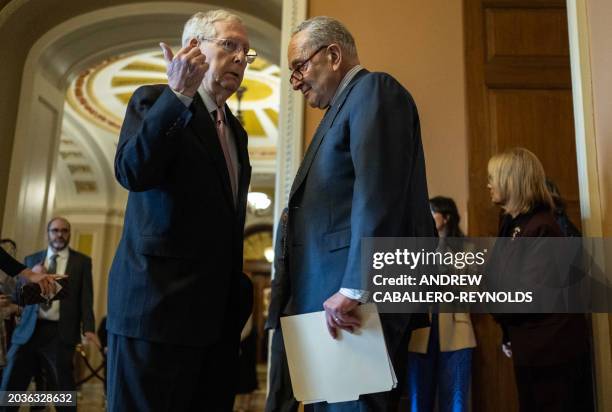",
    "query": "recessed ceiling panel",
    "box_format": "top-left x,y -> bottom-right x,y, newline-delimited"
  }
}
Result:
66,49 -> 280,161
